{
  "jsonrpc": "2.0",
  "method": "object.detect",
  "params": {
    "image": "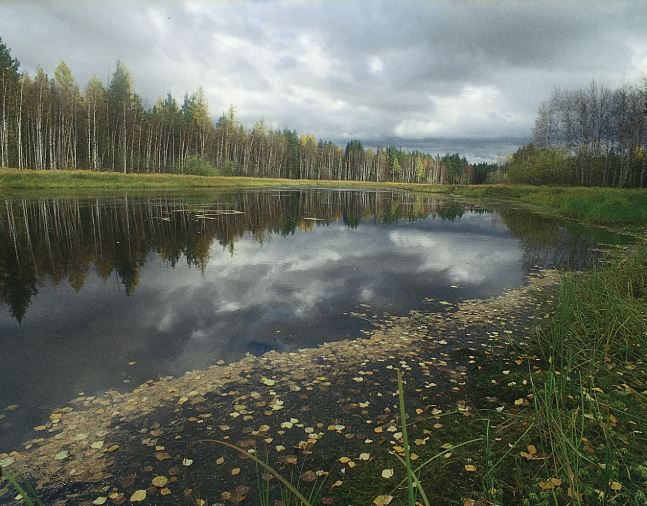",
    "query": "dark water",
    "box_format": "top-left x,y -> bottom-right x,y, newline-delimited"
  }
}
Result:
0,189 -> 623,450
